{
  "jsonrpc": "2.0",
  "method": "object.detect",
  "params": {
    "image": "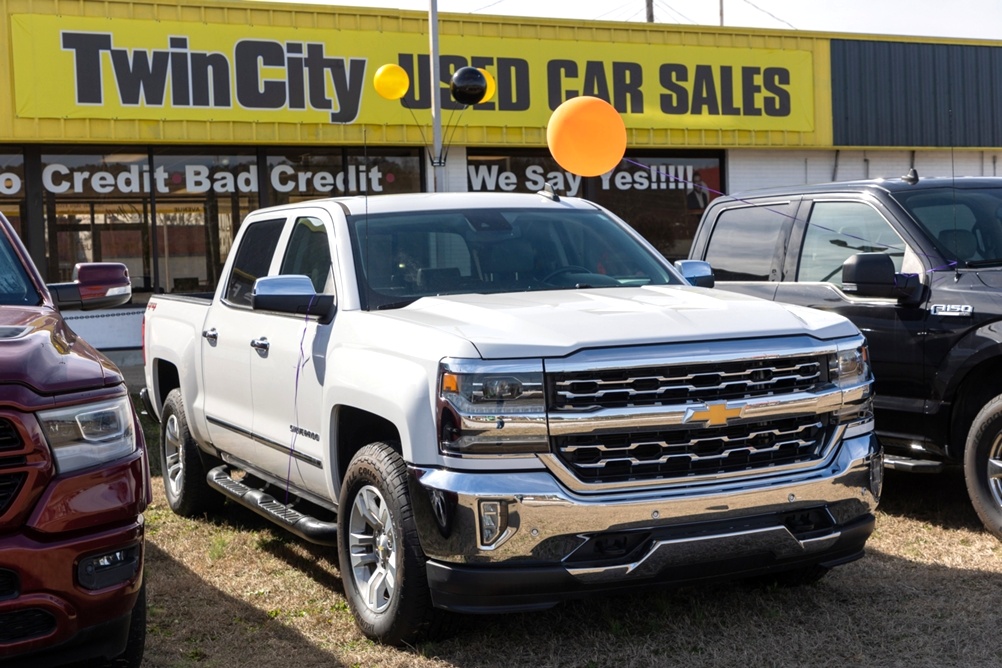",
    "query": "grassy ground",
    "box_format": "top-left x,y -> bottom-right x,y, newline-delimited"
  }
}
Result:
134,403 -> 1002,668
